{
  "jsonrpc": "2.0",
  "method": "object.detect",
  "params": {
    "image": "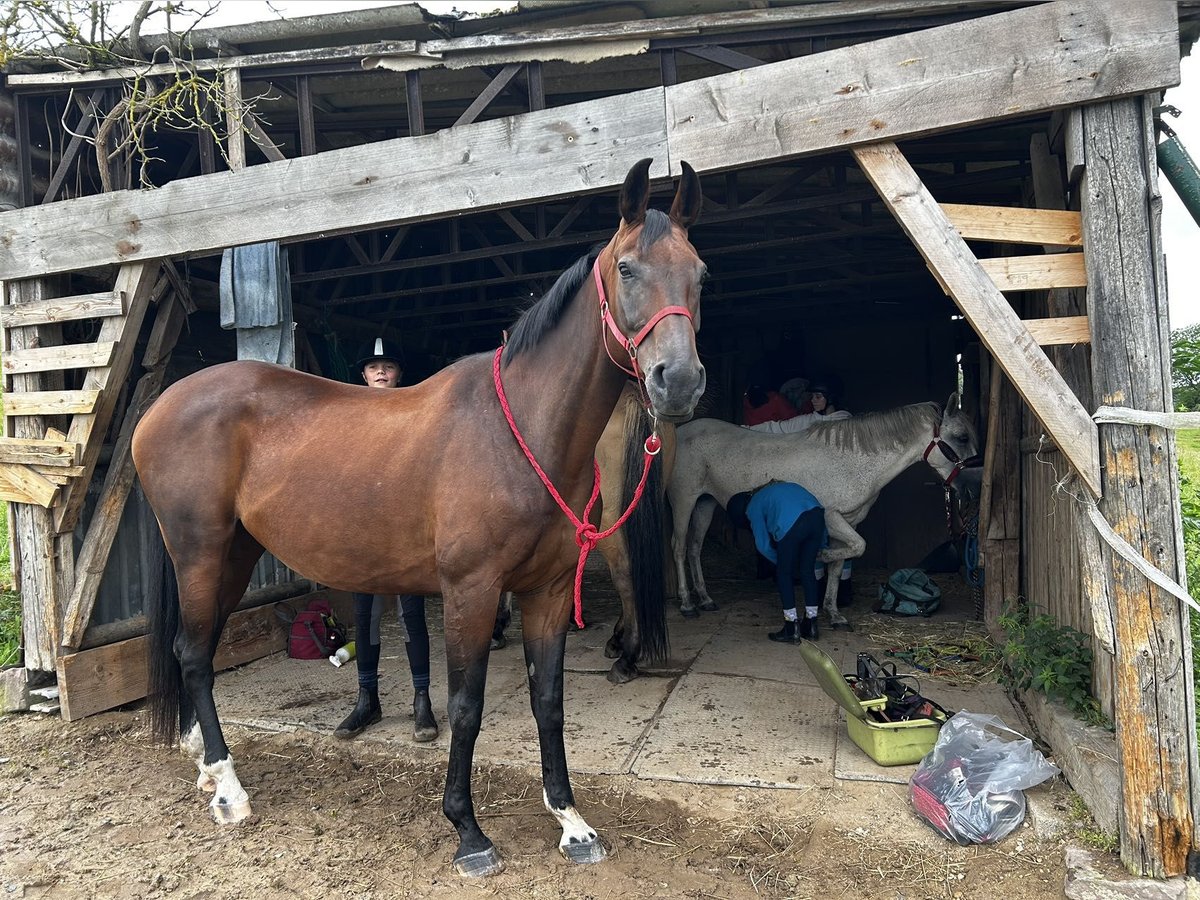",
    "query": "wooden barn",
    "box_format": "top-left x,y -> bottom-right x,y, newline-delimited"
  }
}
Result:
1,0 -> 1199,877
